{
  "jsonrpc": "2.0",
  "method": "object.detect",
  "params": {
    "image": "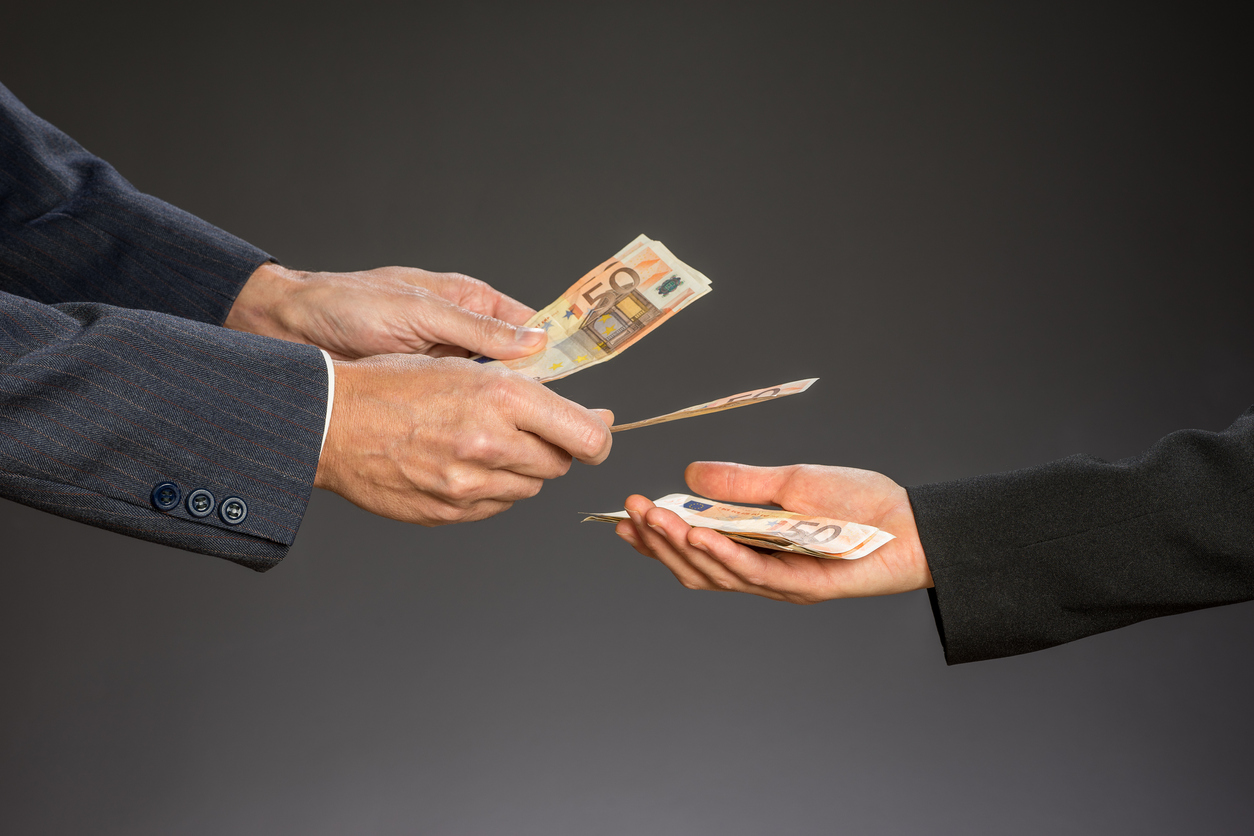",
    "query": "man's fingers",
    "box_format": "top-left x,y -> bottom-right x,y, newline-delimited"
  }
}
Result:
422,295 -> 547,360
510,383 -> 612,465
427,498 -> 516,526
471,471 -> 546,503
427,272 -> 538,326
684,461 -> 797,507
486,432 -> 573,480
496,408 -> 607,478
473,286 -> 536,327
